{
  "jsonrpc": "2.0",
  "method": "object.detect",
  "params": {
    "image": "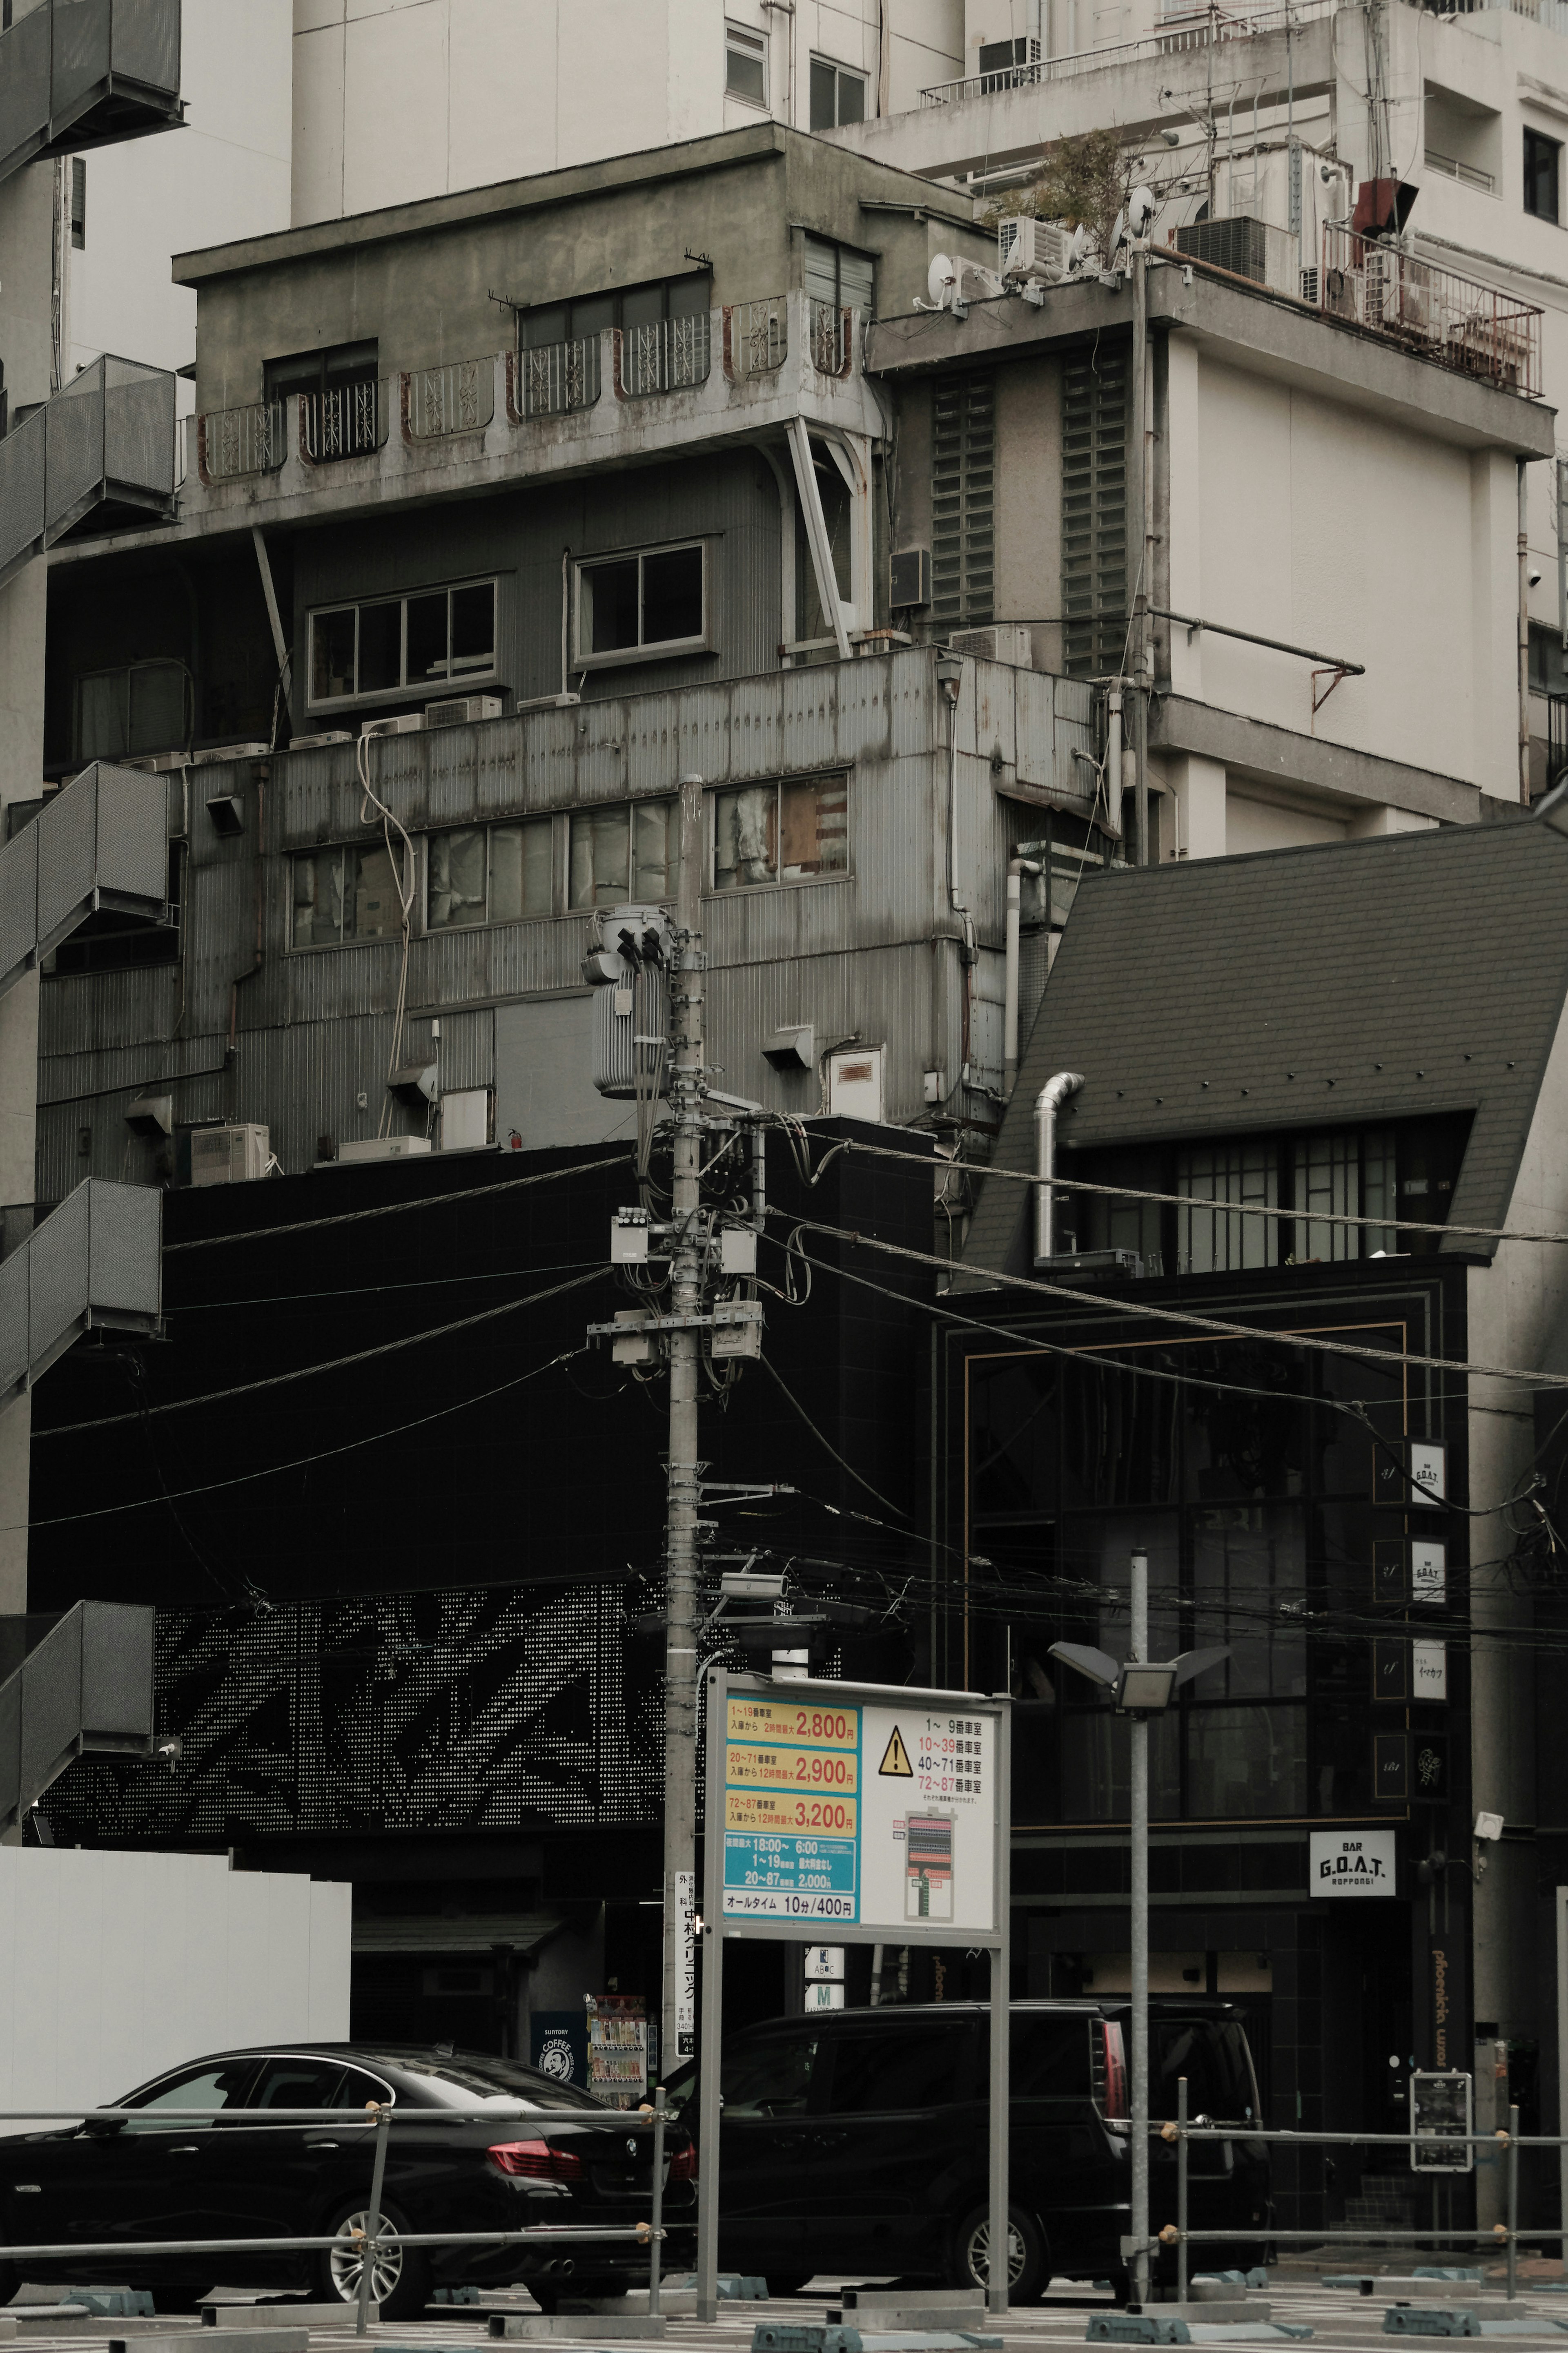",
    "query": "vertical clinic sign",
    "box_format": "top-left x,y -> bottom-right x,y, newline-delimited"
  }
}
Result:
674,1870 -> 696,2059
720,1692 -> 998,1934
